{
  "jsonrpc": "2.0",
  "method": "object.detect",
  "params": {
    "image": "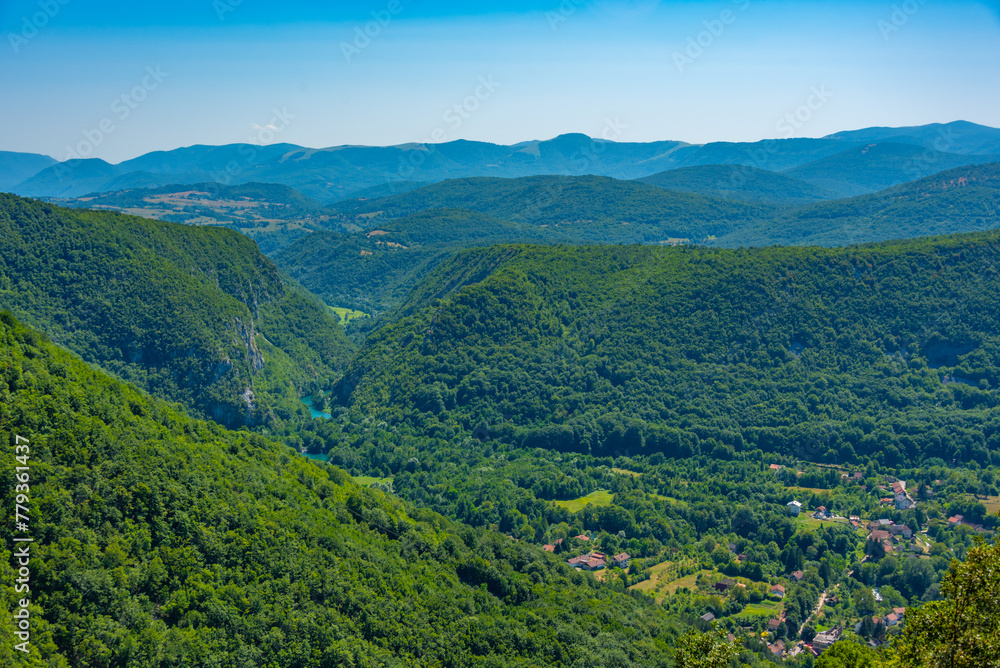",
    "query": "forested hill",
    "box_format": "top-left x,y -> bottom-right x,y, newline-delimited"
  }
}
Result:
782,142 -> 1000,198
56,182 -> 340,254
338,232 -> 1000,469
718,162 -> 1000,247
0,311 -> 676,667
274,208 -> 550,315
275,176 -> 771,314
0,194 -> 353,426
332,174 -> 770,244
637,165 -> 838,205
274,164 -> 999,317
